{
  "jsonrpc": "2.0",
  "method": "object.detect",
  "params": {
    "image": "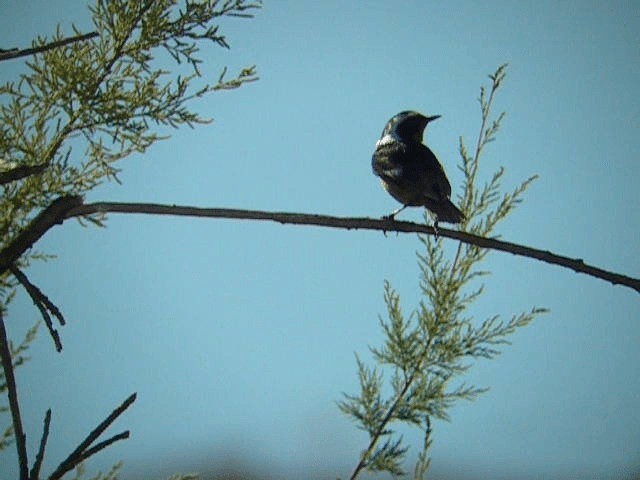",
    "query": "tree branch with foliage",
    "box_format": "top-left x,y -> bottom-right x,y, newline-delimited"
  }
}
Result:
0,0 -> 258,289
0,1 -> 260,479
338,64 -> 547,479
